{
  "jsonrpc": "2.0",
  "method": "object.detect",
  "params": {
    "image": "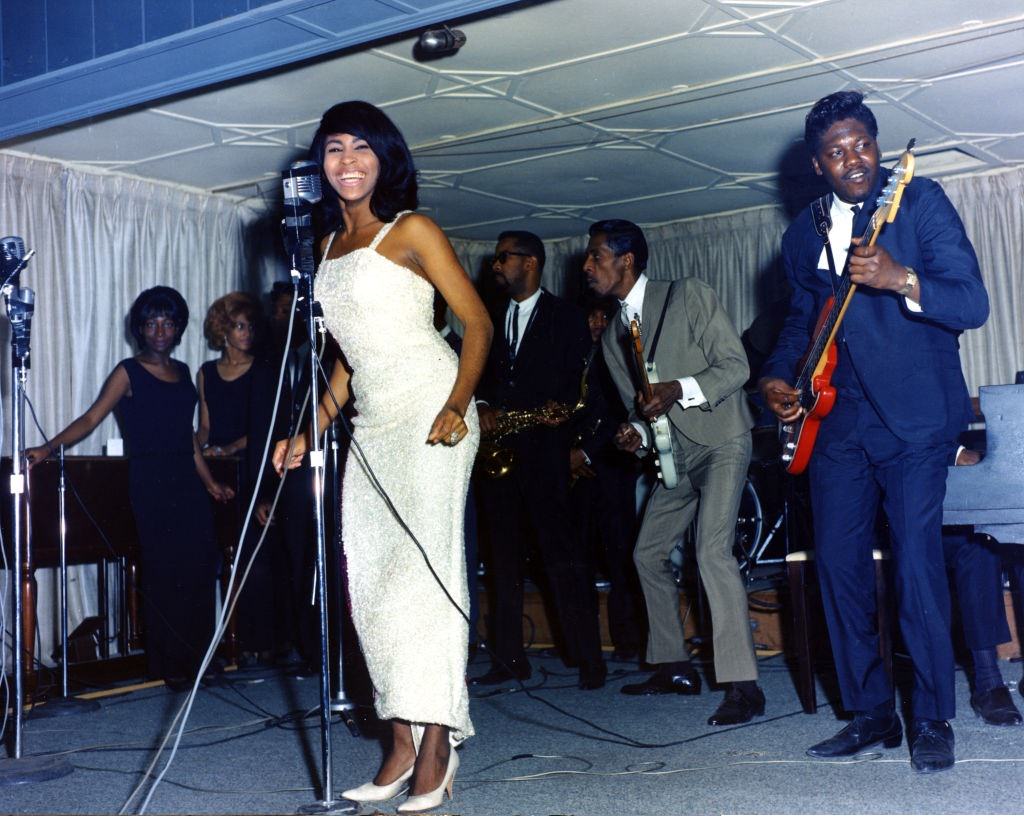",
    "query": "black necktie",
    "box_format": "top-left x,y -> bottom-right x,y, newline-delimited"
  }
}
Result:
508,304 -> 520,364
